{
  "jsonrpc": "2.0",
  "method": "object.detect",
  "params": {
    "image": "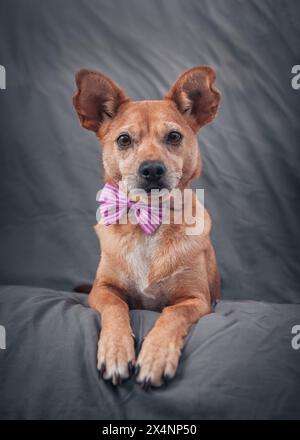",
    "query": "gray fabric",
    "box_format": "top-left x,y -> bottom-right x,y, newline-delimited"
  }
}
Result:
0,285 -> 299,420
0,0 -> 299,302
